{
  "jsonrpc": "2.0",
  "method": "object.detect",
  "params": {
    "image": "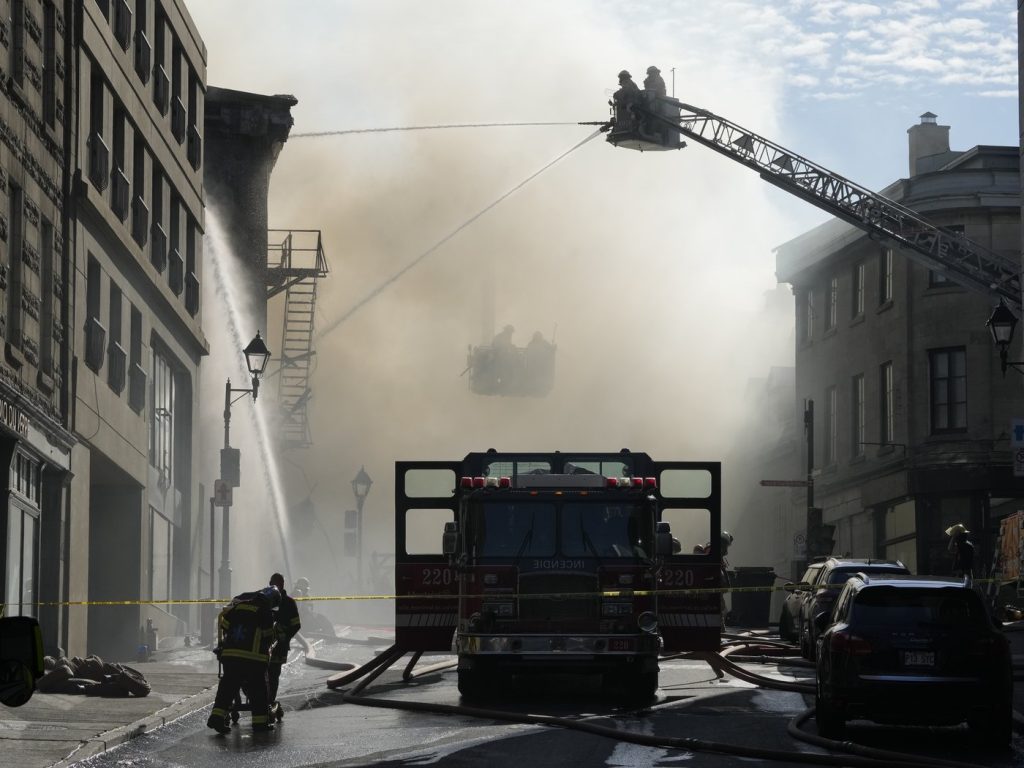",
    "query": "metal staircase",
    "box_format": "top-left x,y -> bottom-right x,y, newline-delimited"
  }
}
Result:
267,229 -> 329,449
